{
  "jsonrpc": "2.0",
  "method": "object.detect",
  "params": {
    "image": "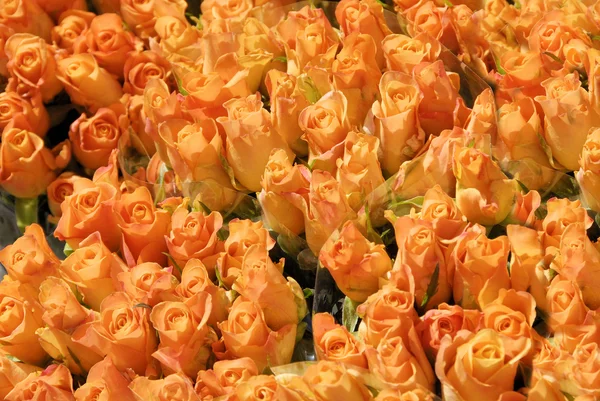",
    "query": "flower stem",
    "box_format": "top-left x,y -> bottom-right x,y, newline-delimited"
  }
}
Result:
15,197 -> 38,233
